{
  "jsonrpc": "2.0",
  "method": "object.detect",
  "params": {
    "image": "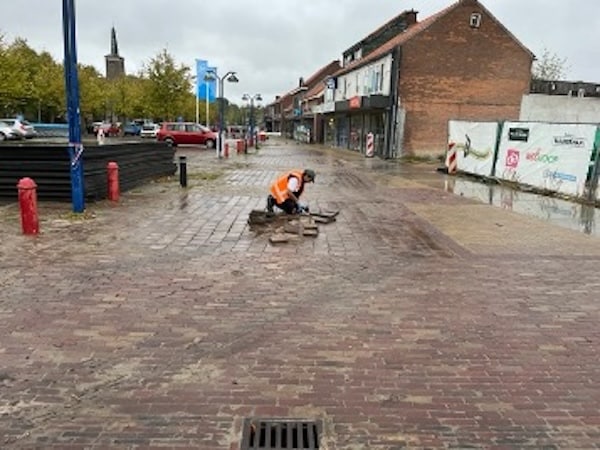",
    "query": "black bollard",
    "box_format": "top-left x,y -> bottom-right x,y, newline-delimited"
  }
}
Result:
179,156 -> 187,188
